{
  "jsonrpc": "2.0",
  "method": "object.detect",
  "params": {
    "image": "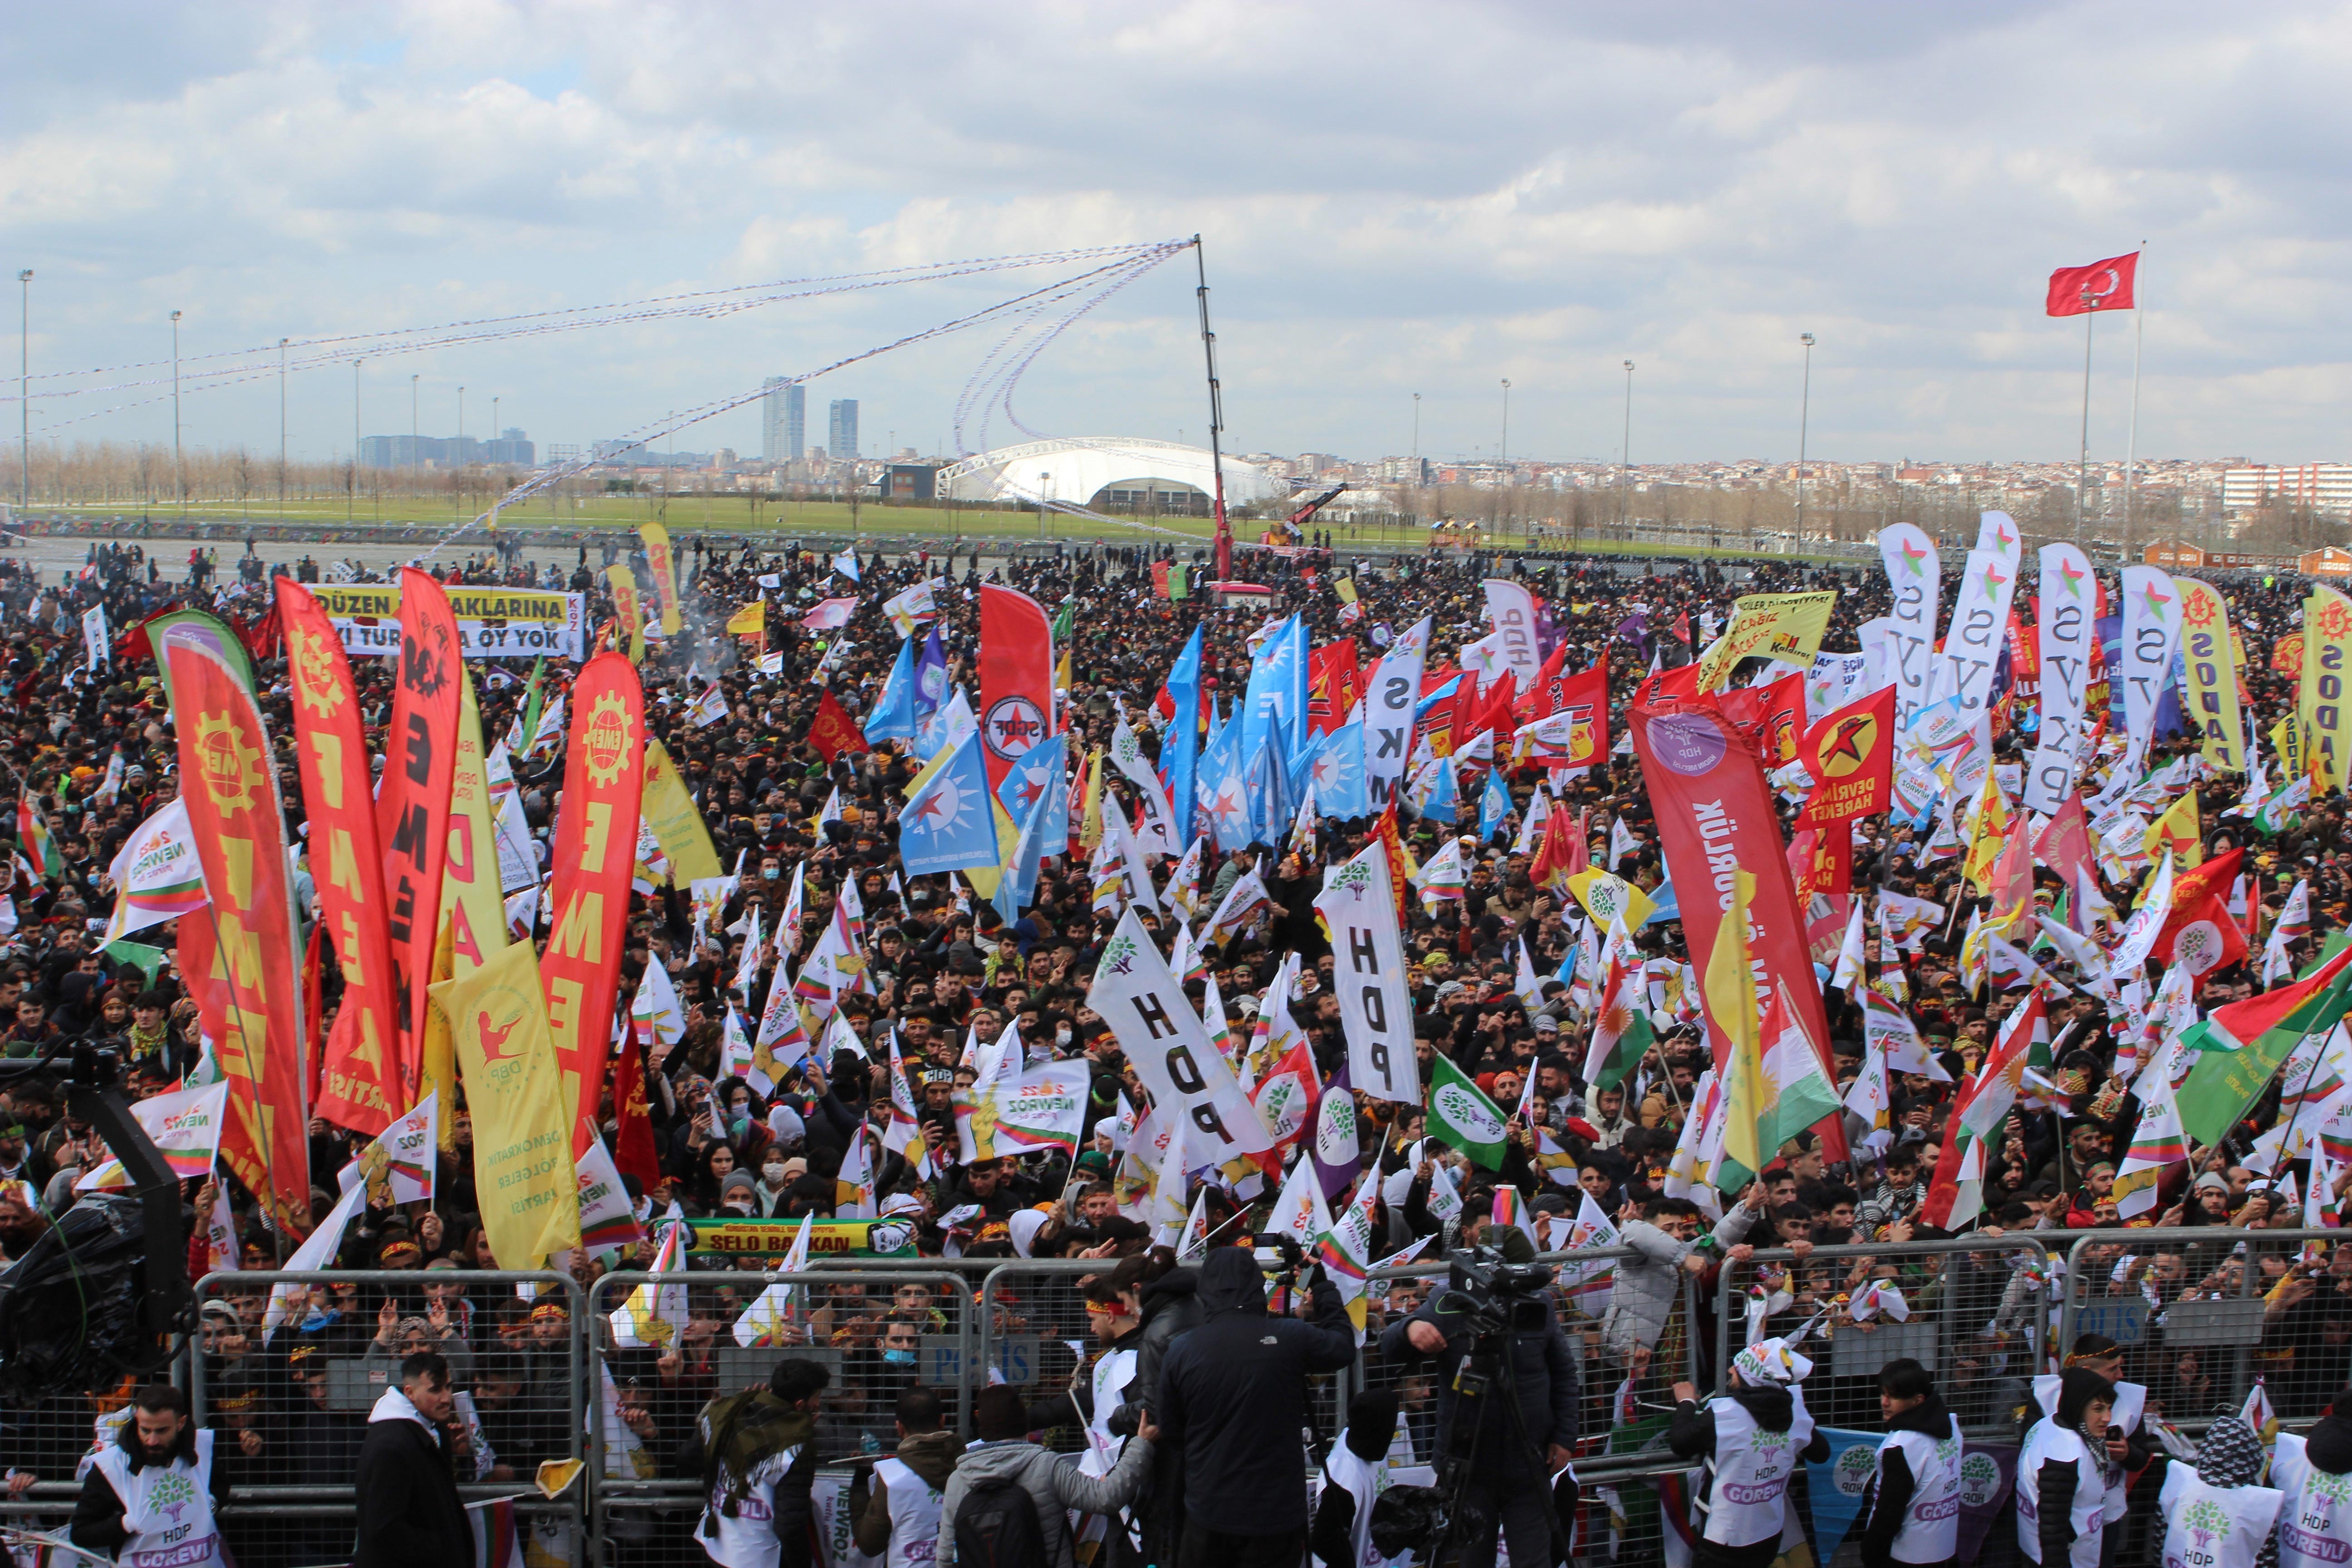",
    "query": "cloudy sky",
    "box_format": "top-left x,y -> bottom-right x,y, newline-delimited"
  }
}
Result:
5,0 -> 2349,469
